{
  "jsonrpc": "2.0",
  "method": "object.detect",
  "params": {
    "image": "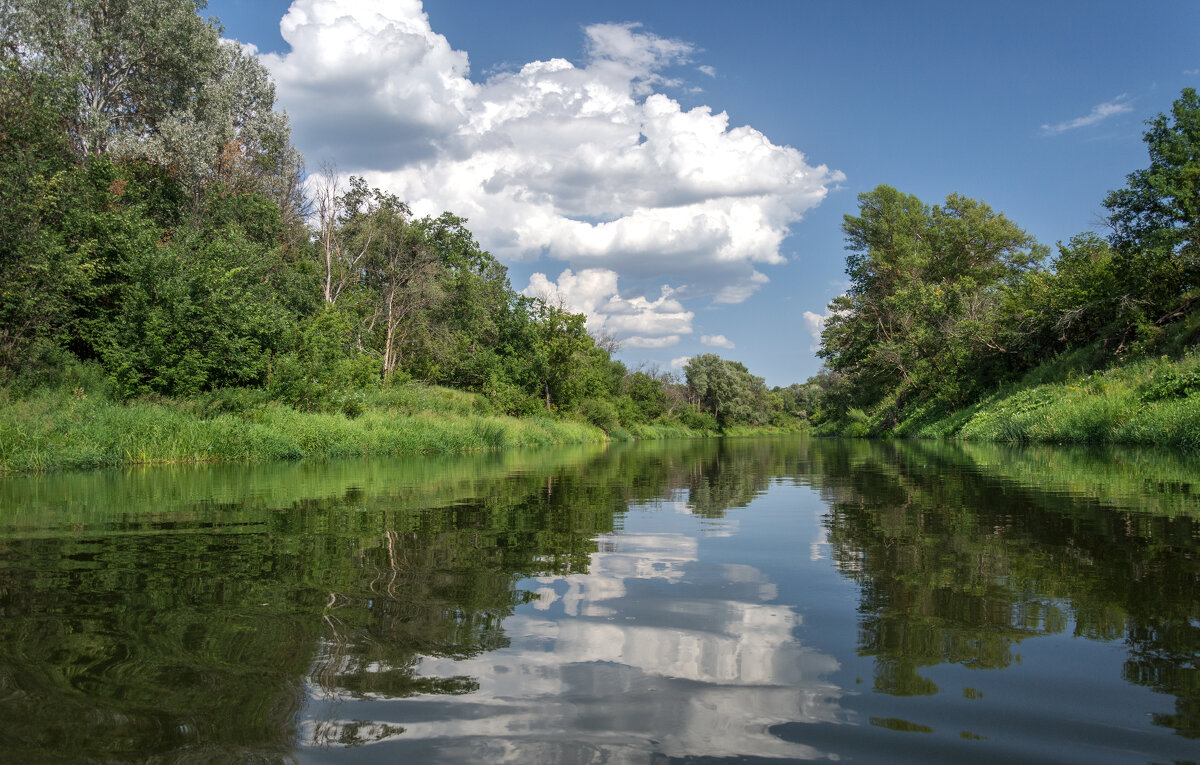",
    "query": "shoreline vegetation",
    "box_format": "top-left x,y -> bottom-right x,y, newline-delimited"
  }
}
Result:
2,3 -> 1197,472
0,376 -> 804,474
813,344 -> 1200,450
